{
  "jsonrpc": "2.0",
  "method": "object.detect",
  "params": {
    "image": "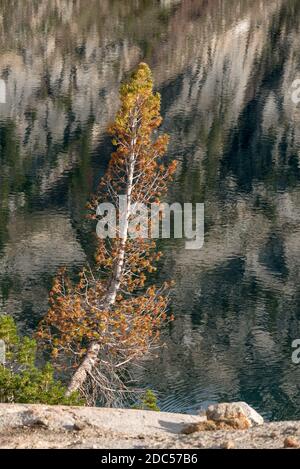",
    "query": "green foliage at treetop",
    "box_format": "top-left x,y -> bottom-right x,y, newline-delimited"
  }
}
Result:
0,315 -> 82,405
